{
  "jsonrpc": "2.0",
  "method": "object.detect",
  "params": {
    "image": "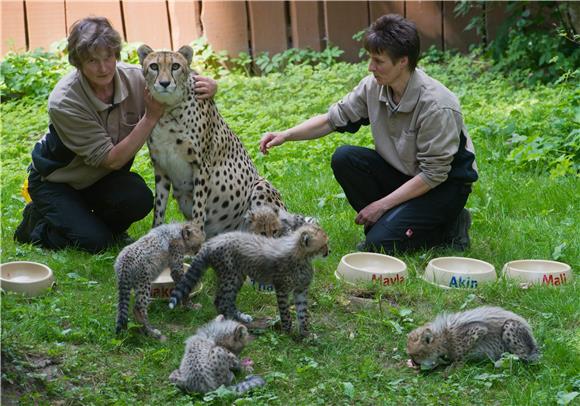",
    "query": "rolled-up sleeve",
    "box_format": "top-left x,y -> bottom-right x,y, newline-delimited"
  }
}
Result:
417,108 -> 461,188
327,78 -> 370,133
49,105 -> 113,167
